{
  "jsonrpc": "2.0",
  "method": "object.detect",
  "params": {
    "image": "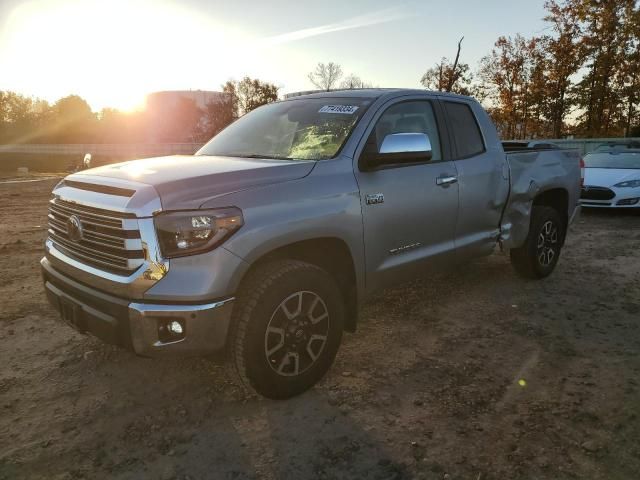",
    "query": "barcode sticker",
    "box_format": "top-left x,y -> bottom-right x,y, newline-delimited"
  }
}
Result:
318,105 -> 359,114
